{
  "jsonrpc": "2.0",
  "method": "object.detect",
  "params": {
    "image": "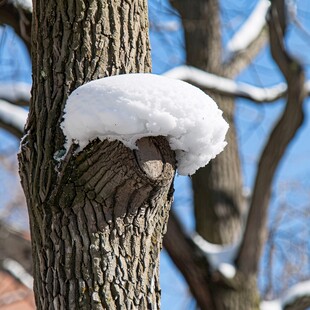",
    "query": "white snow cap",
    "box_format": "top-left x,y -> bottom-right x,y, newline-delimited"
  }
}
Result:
61,73 -> 228,175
